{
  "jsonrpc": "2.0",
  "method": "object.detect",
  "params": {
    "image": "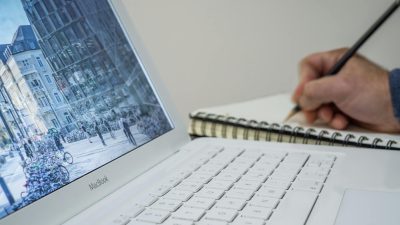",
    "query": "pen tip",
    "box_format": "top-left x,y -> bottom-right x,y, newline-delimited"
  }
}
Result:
284,109 -> 297,122
284,105 -> 302,122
